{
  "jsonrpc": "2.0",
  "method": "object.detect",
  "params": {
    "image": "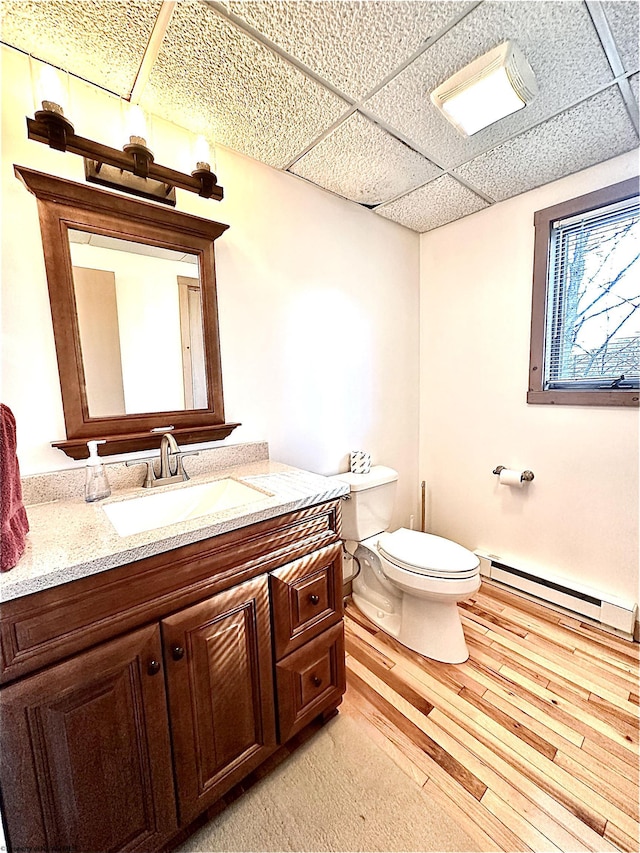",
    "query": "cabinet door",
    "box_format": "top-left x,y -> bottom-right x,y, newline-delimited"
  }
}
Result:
162,575 -> 276,824
0,625 -> 177,853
